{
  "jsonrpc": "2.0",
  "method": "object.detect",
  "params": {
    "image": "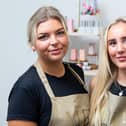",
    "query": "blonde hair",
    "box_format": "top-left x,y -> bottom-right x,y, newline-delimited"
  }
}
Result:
27,6 -> 68,46
90,17 -> 126,126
